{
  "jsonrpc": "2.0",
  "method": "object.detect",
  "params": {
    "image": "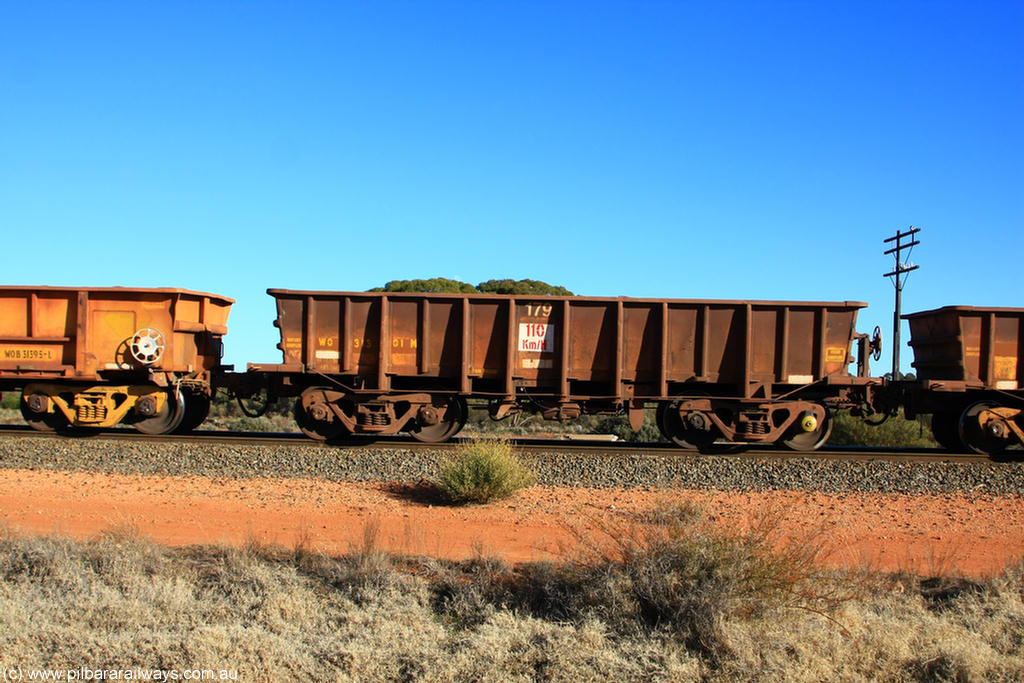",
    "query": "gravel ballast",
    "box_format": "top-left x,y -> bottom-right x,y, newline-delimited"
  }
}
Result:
1,434 -> 1022,495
